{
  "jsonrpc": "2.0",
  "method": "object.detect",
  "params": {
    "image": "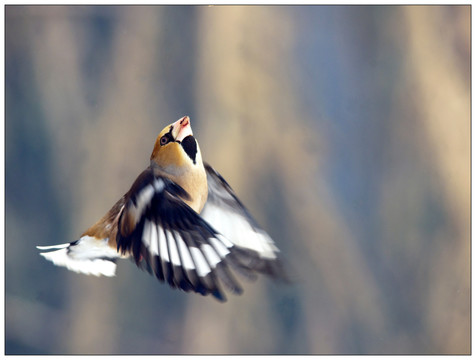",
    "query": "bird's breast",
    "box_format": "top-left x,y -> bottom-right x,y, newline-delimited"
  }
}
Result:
179,168 -> 208,213
158,165 -> 208,214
